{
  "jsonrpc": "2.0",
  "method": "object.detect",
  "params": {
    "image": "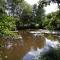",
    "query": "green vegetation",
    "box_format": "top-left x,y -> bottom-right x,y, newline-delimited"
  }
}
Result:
0,1 -> 60,60
32,1 -> 45,28
0,0 -> 60,37
0,15 -> 16,37
43,10 -> 60,30
37,48 -> 60,60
